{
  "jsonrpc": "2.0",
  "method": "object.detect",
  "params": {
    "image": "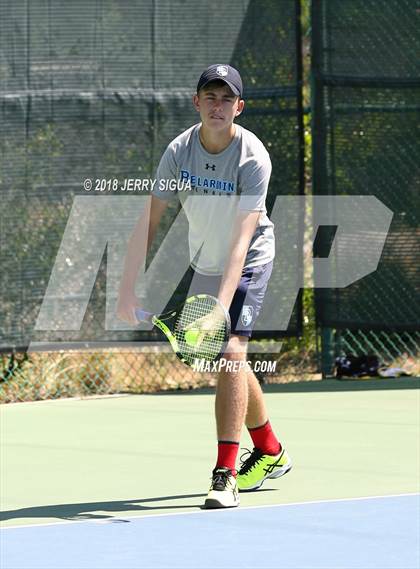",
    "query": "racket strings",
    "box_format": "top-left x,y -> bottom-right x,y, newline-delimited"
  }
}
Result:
174,297 -> 228,364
